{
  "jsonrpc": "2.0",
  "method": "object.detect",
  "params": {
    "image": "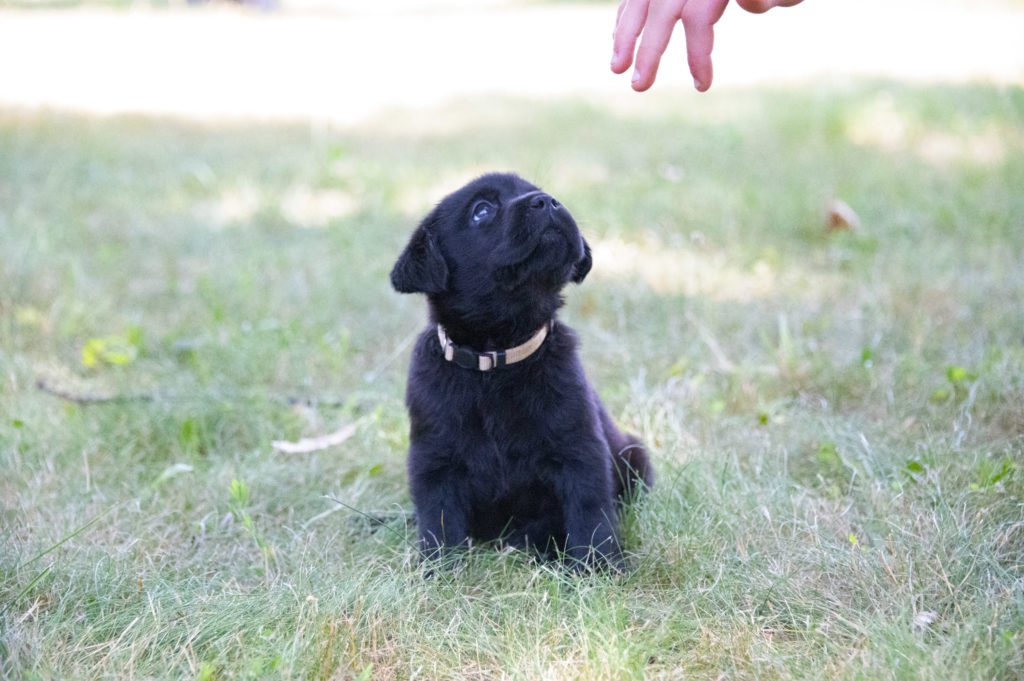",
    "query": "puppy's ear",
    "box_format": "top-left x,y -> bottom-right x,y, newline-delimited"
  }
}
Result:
390,224 -> 449,294
571,237 -> 592,284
